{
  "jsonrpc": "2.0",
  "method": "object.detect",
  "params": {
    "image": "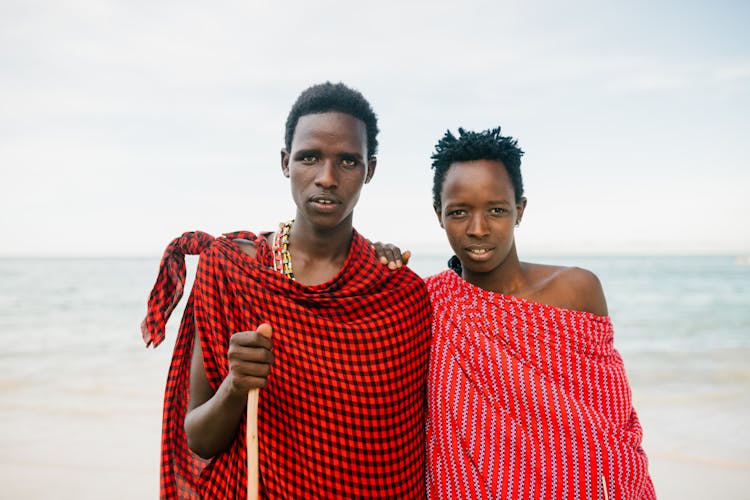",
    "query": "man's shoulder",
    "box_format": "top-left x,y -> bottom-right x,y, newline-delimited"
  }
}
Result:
232,234 -> 272,259
353,230 -> 424,282
196,230 -> 268,268
385,264 -> 427,291
361,250 -> 428,296
526,263 -> 608,317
